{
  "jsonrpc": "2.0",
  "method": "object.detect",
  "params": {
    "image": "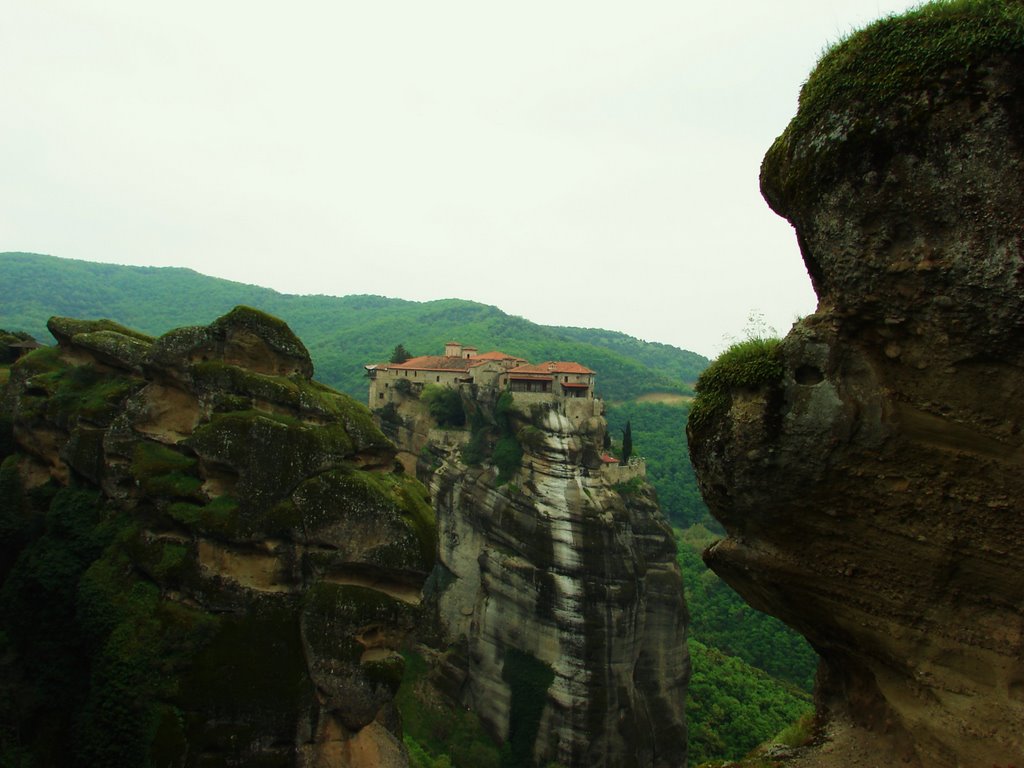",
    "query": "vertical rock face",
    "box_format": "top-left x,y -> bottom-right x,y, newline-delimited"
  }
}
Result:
689,5 -> 1024,767
0,307 -> 435,767
409,394 -> 688,768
